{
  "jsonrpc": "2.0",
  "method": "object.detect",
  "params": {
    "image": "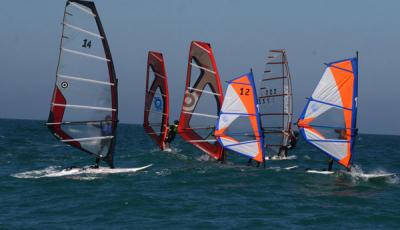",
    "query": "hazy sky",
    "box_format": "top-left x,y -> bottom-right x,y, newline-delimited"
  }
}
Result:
1,0 -> 399,135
